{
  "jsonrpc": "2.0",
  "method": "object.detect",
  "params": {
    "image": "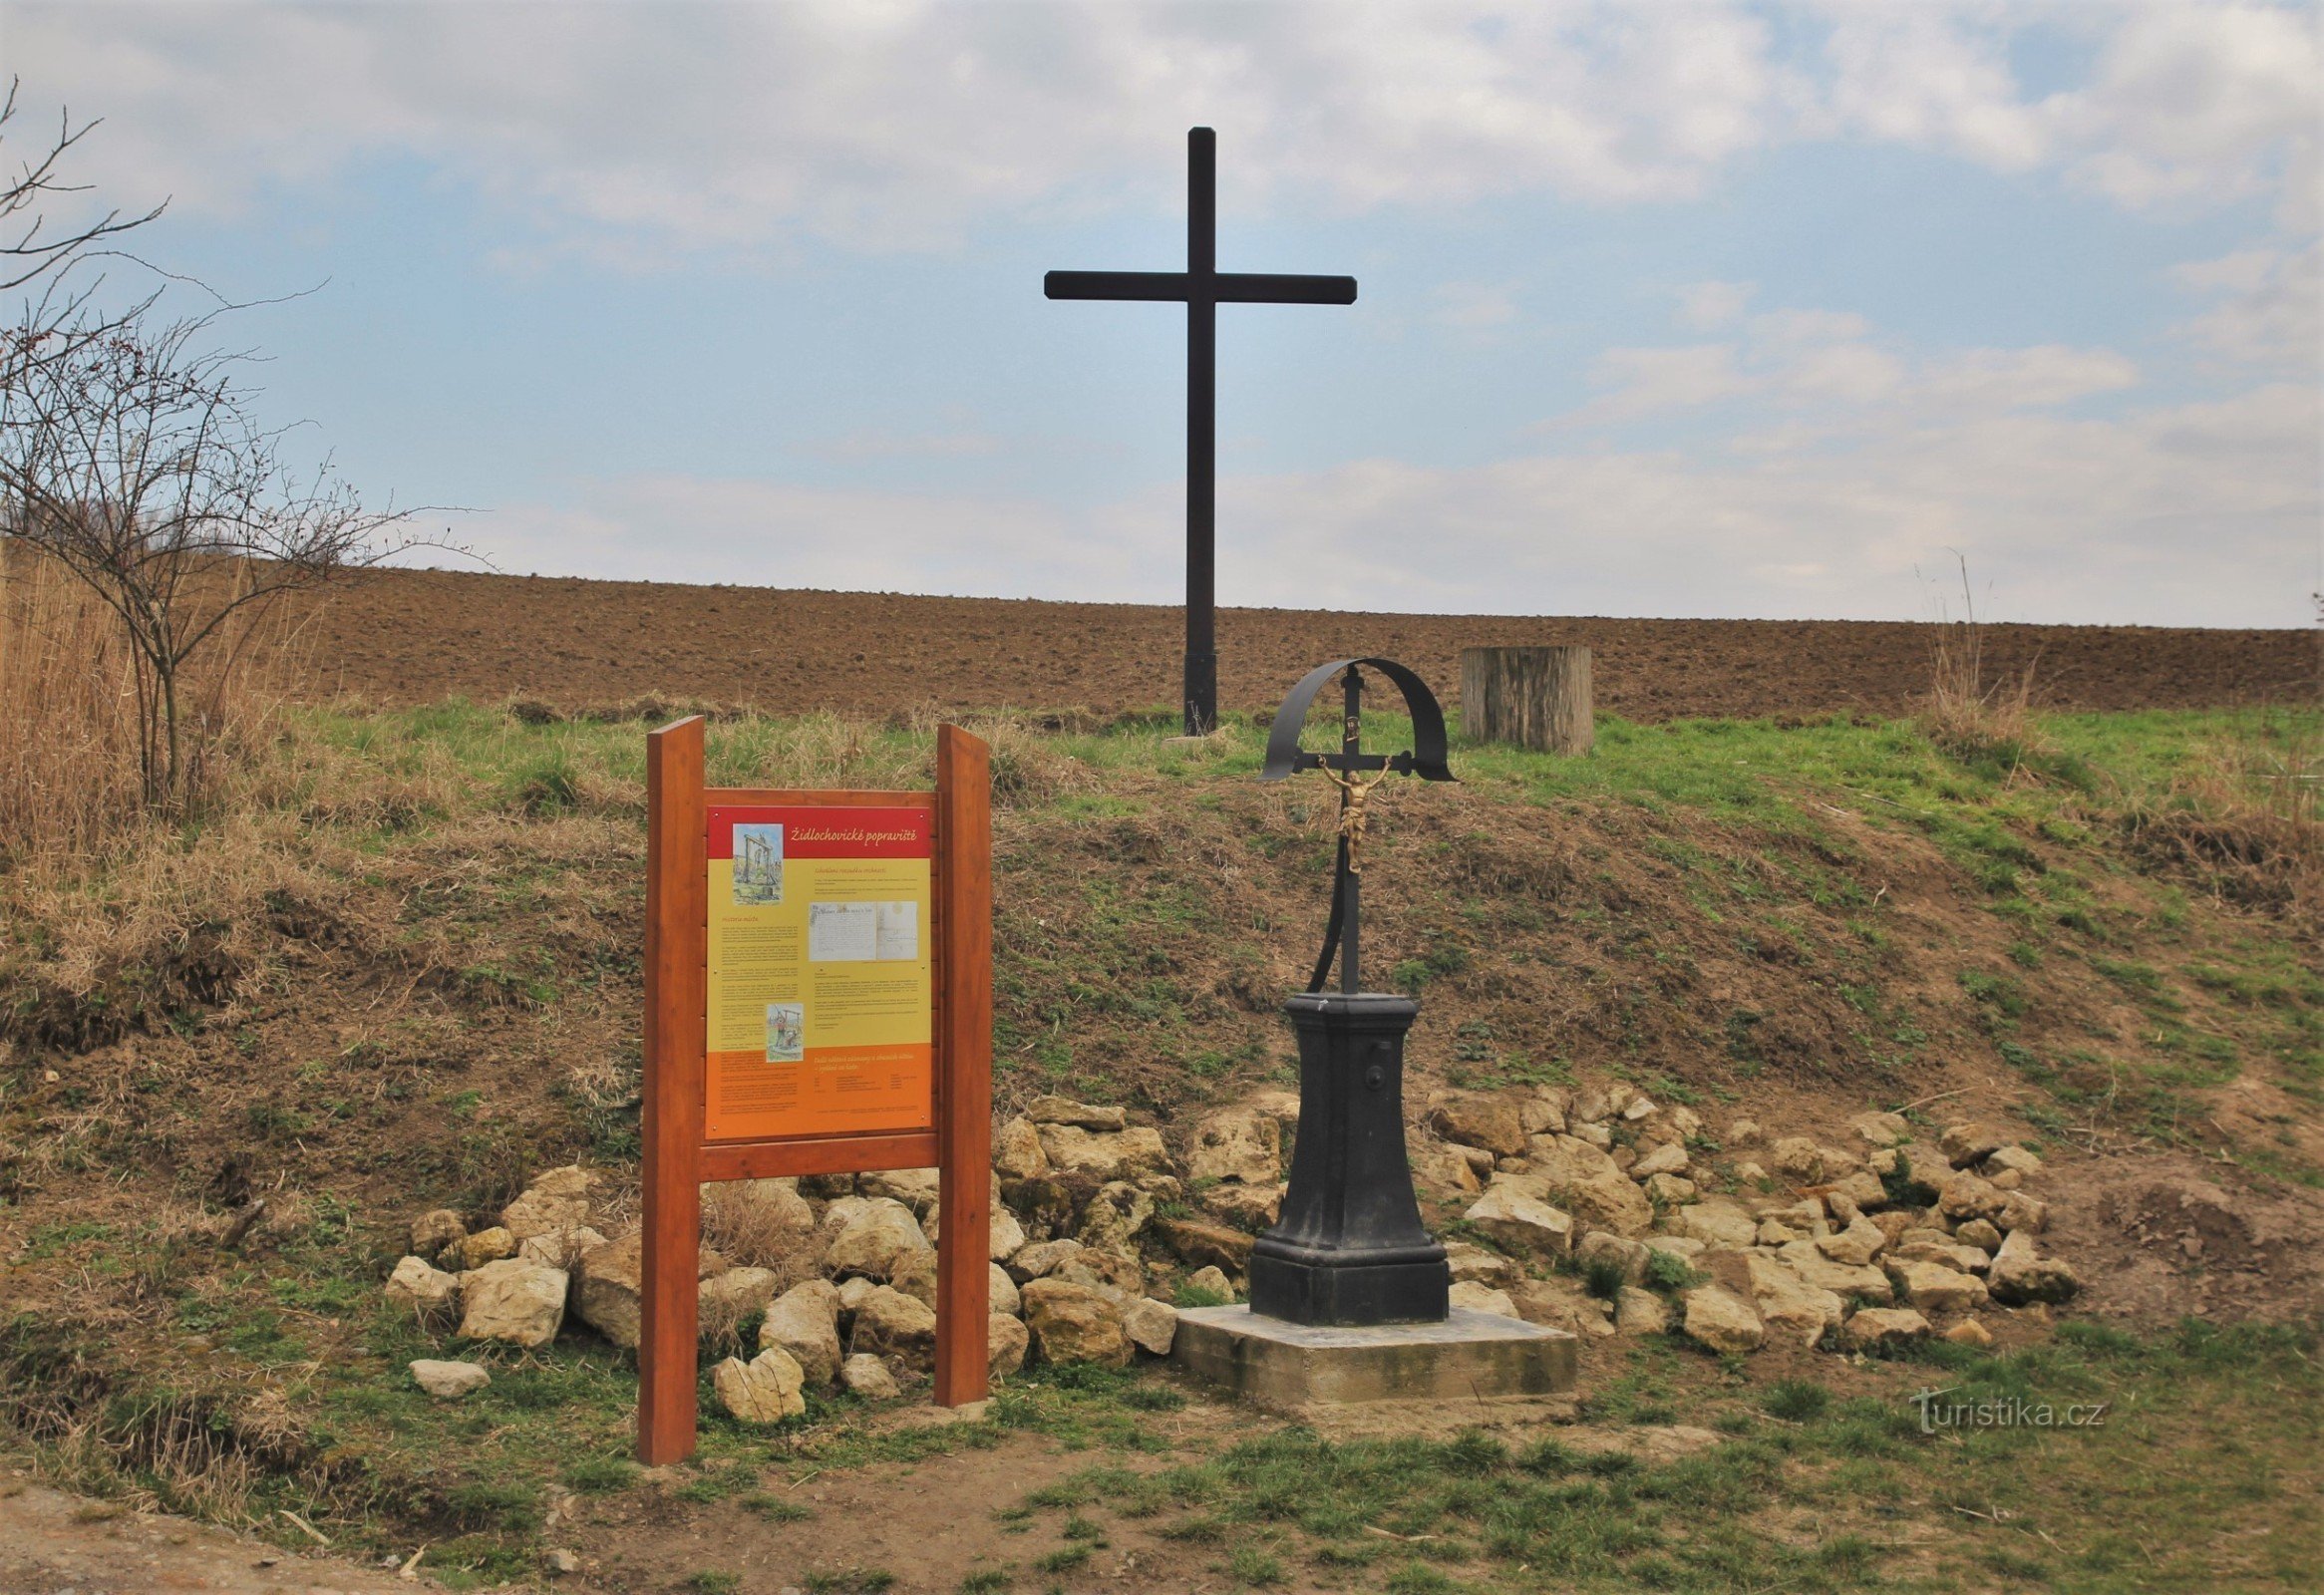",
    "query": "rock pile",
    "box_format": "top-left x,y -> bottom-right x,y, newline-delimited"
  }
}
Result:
384,1085 -> 2081,1417
1423,1088 -> 2078,1355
